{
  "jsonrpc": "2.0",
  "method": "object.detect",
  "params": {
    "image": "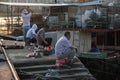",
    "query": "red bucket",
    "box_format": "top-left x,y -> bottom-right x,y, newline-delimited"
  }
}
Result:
56,58 -> 66,68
